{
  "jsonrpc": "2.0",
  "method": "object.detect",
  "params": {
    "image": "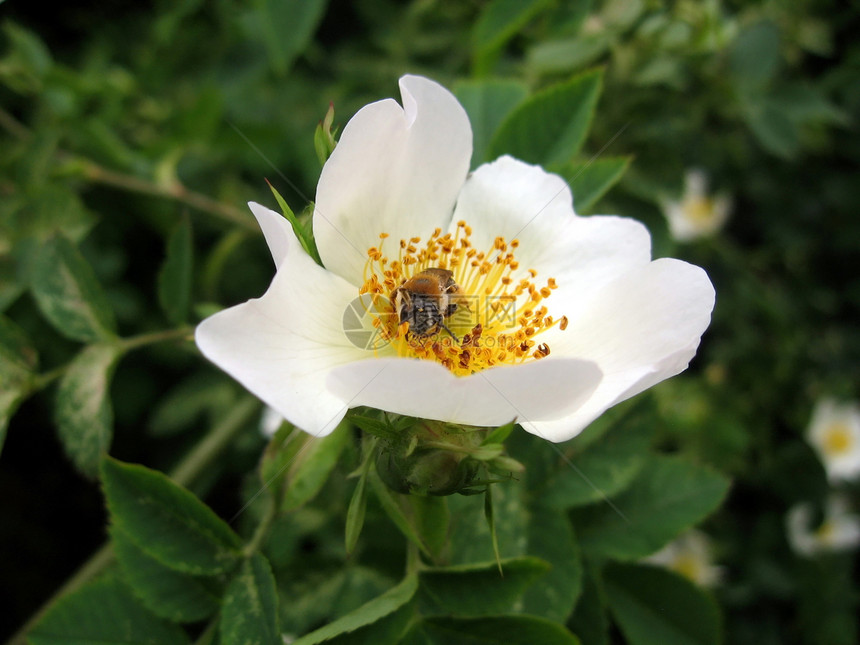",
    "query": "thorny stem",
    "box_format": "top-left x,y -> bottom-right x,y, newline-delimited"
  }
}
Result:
4,396 -> 261,645
0,106 -> 256,231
